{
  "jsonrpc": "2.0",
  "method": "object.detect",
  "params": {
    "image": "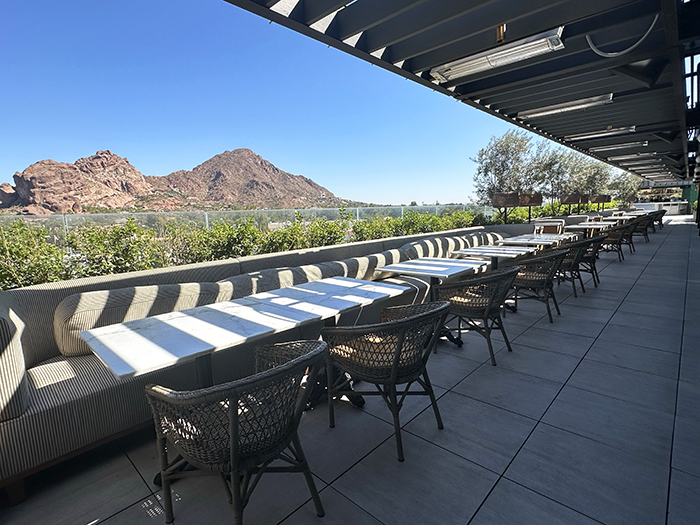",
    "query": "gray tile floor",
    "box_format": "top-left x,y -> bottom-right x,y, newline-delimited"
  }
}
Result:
2,218 -> 699,524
